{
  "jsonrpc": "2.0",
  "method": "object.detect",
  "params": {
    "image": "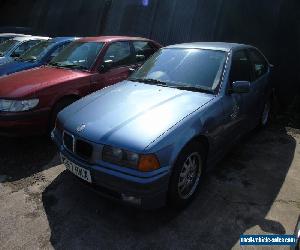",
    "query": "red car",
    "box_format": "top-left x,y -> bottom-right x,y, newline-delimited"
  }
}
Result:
0,36 -> 161,136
